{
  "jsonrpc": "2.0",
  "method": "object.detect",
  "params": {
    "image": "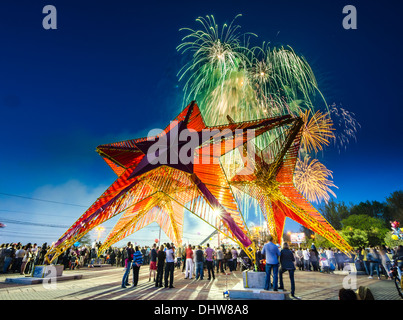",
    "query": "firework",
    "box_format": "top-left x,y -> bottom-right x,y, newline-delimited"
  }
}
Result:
248,43 -> 325,117
177,14 -> 258,125
177,16 -> 329,135
329,103 -> 360,152
294,156 -> 338,204
300,109 -> 335,154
